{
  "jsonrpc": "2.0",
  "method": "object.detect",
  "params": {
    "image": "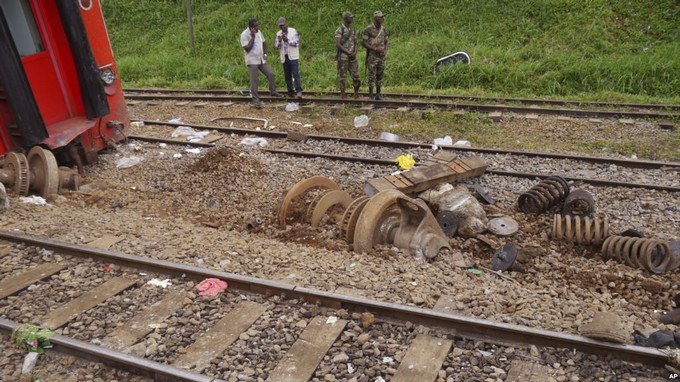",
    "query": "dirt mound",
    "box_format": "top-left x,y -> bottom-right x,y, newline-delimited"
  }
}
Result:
191,146 -> 265,175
